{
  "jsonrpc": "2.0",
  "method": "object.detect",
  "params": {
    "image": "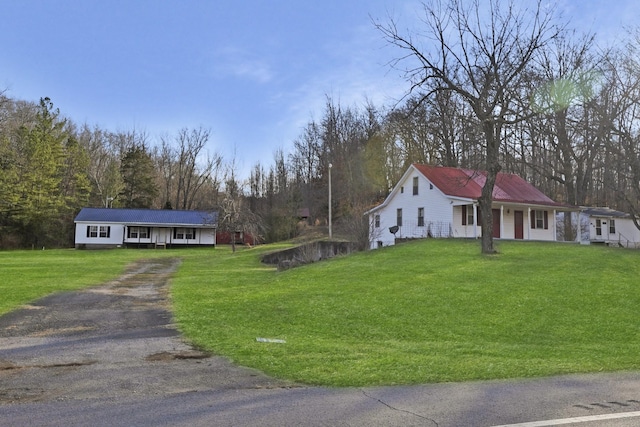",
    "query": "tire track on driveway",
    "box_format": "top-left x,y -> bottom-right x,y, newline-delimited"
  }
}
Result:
0,257 -> 292,404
